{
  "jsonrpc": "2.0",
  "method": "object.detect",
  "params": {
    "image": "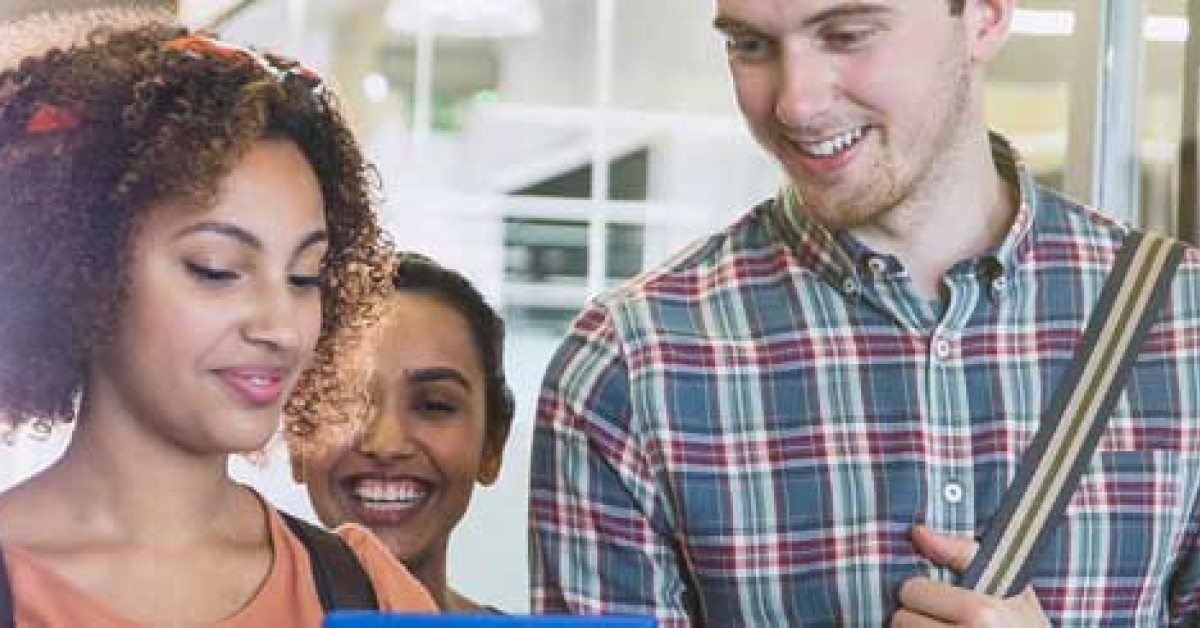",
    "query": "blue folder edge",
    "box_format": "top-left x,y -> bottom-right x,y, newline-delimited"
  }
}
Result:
325,611 -> 657,627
